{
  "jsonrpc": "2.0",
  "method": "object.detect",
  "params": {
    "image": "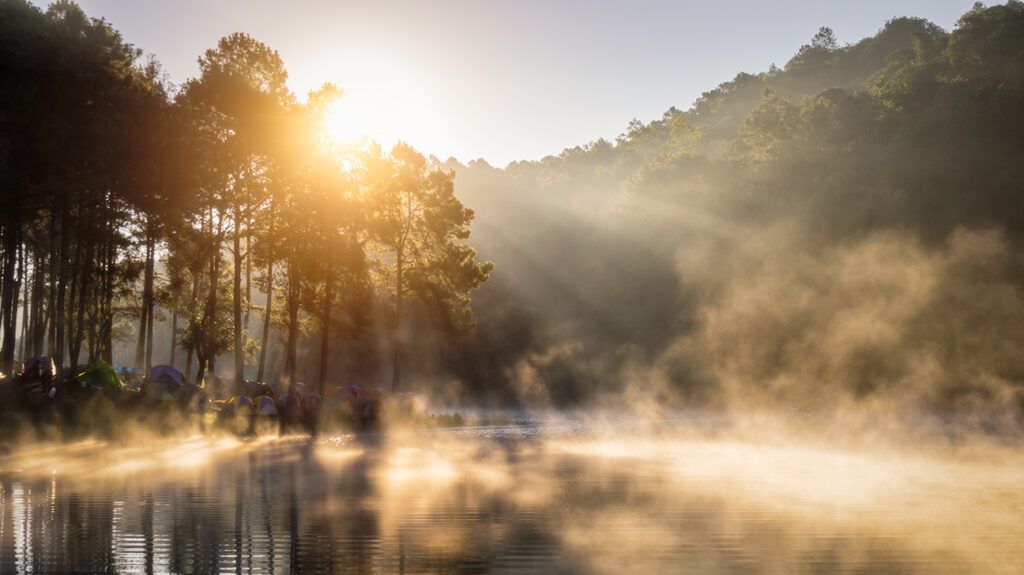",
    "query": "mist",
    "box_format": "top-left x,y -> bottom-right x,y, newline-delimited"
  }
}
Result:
432,6 -> 1024,438
4,1 -> 1024,573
